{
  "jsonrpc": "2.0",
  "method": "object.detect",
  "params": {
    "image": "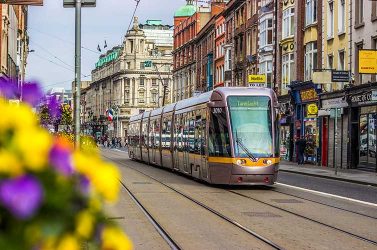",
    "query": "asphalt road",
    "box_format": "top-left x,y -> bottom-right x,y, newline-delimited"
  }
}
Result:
277,171 -> 377,204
